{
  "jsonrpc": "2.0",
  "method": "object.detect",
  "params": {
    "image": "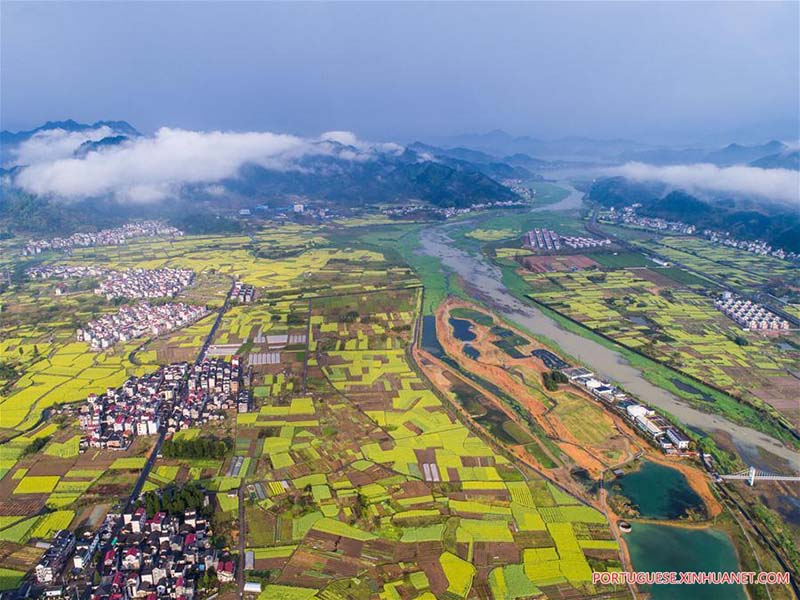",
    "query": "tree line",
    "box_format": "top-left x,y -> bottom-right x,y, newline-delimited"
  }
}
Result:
140,482 -> 208,518
161,436 -> 232,459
